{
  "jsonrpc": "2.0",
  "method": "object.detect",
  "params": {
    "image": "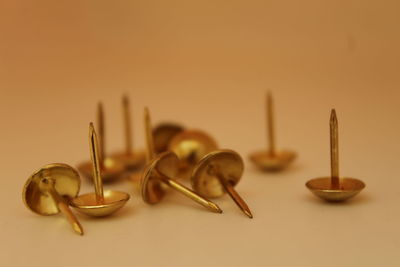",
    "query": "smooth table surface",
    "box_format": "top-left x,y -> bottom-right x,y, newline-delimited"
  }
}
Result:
1,1 -> 400,266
